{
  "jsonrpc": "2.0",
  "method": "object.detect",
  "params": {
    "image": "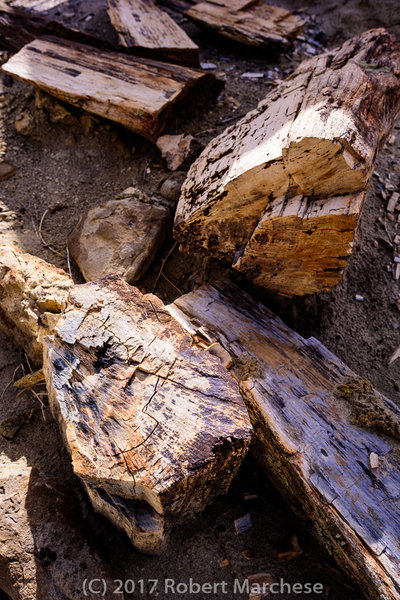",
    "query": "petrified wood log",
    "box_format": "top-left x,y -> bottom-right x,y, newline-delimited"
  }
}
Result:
168,279 -> 400,600
174,29 -> 400,296
0,0 -> 104,52
186,0 -> 305,49
0,245 -> 72,364
107,0 -> 199,67
43,275 -> 252,554
2,37 -> 222,141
